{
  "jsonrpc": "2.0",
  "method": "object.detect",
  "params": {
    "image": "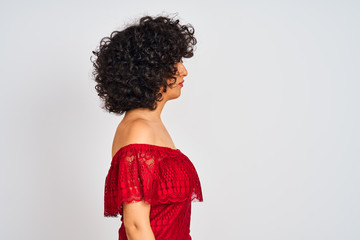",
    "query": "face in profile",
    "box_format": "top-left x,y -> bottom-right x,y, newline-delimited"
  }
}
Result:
160,61 -> 188,100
